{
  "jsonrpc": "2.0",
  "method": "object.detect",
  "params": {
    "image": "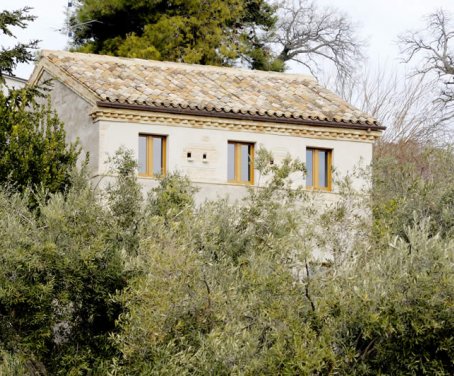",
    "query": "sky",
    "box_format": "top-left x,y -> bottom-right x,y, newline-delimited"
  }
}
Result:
2,0 -> 454,79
